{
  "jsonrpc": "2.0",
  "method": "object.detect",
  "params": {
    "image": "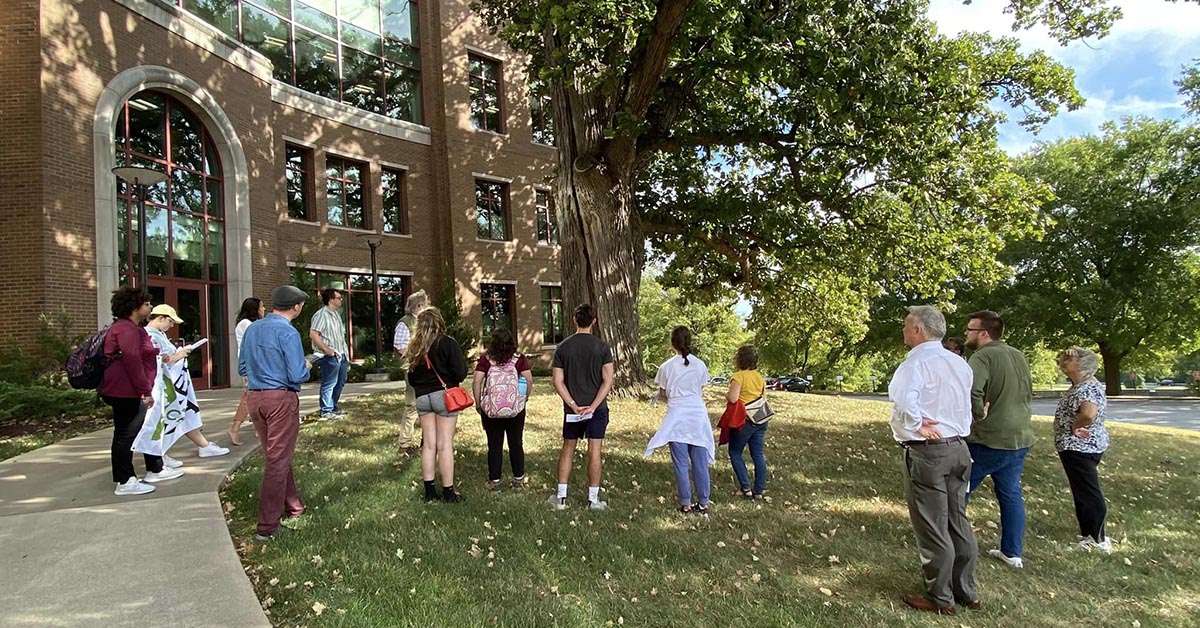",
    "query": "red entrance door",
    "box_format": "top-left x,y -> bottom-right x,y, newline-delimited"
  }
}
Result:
148,280 -> 212,390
